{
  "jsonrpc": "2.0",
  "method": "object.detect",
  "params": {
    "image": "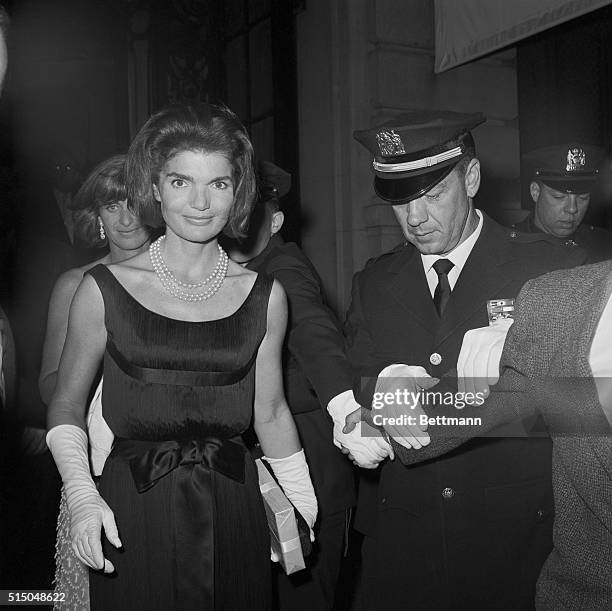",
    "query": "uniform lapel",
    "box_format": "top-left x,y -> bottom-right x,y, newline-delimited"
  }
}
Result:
437,215 -> 517,344
384,245 -> 437,336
